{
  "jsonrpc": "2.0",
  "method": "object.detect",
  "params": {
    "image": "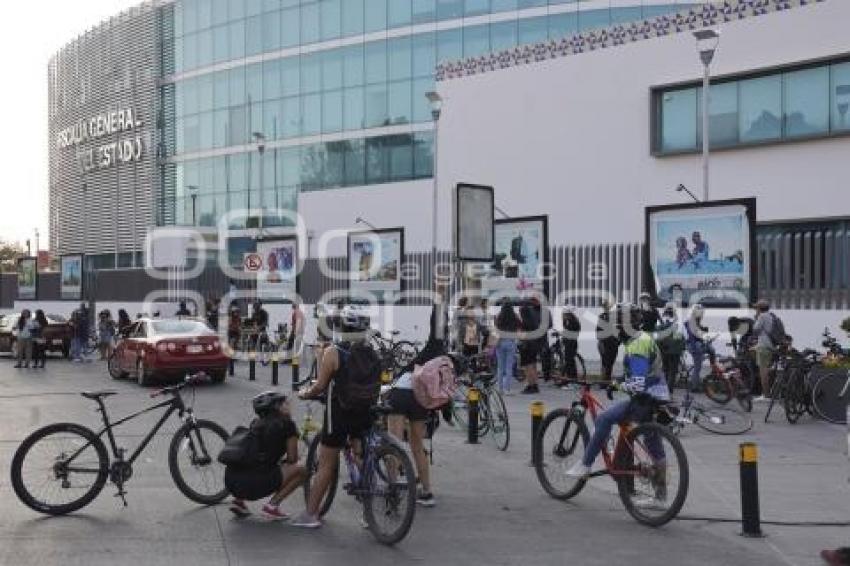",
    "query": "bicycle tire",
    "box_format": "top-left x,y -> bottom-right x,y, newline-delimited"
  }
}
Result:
703,374 -> 732,405
450,384 -> 470,430
615,422 -> 689,527
304,434 -> 338,518
168,419 -> 230,505
575,353 -> 587,380
764,370 -> 789,424
11,423 -> 109,515
487,388 -> 510,451
693,406 -> 753,435
363,441 -> 417,545
783,368 -> 807,424
811,372 -> 850,424
534,408 -> 589,500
